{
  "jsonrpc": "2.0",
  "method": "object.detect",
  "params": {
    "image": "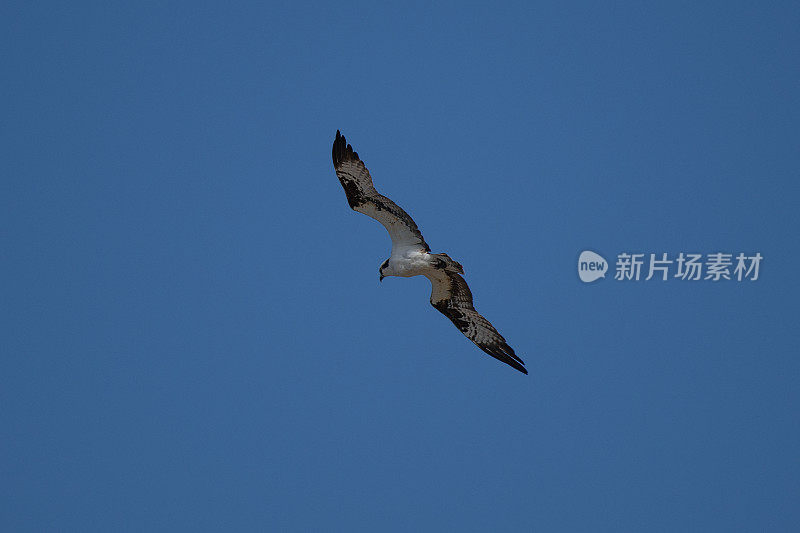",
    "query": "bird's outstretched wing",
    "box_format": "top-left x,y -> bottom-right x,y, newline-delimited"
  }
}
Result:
332,130 -> 429,253
425,269 -> 527,374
